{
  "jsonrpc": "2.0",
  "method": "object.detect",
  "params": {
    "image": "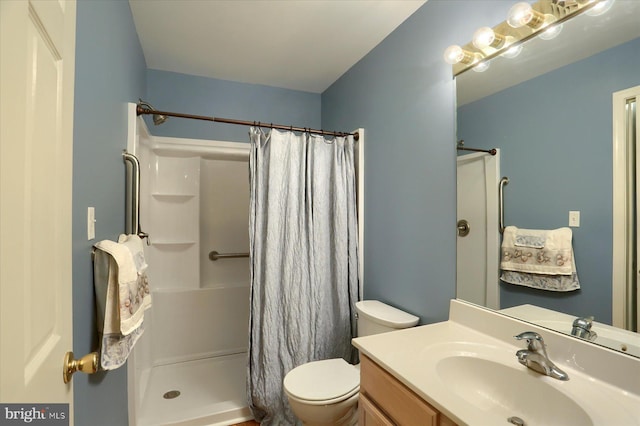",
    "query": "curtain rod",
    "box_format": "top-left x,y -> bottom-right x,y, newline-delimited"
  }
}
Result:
457,146 -> 497,156
136,105 -> 359,140
456,140 -> 496,156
